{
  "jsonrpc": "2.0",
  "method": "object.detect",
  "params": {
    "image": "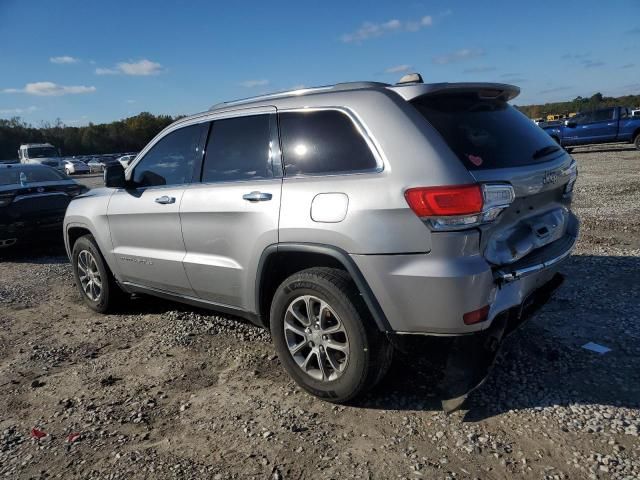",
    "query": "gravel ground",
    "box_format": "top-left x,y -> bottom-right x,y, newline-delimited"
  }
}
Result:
0,144 -> 639,479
